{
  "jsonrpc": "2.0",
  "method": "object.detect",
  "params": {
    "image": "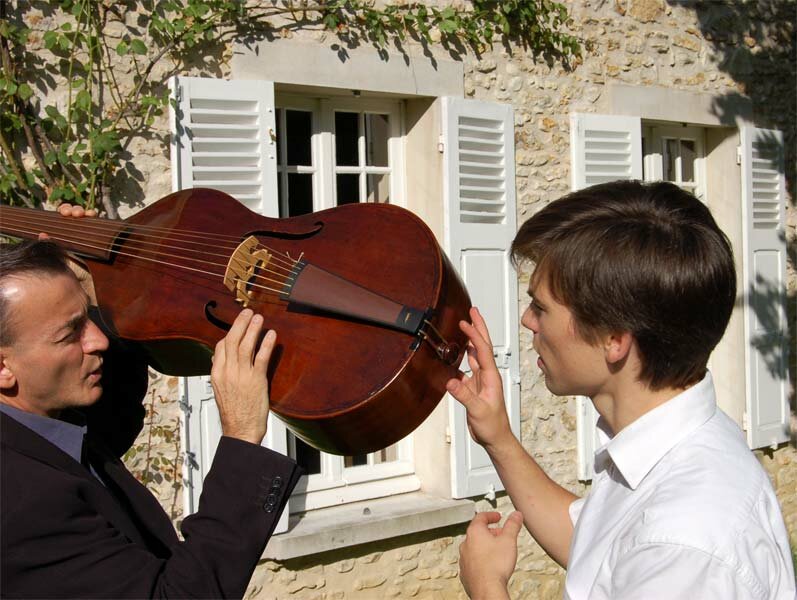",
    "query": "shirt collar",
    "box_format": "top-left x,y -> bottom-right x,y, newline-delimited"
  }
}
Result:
0,403 -> 87,464
595,372 -> 717,490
